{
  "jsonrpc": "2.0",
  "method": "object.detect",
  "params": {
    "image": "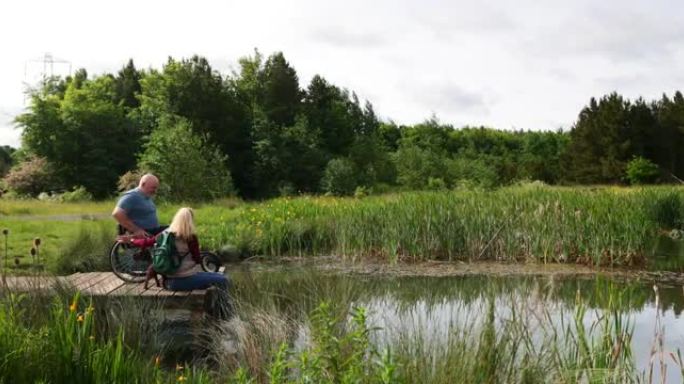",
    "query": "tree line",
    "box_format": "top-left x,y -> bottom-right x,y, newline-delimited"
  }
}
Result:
2,50 -> 683,200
